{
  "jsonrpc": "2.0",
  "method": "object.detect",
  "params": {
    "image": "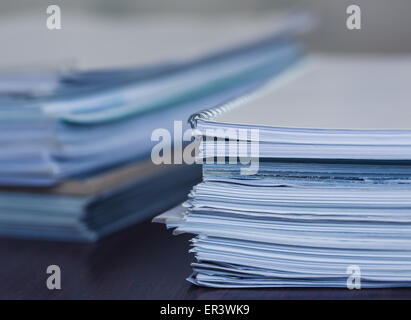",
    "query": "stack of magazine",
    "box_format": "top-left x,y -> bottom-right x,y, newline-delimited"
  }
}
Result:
156,56 -> 411,288
0,25 -> 301,241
